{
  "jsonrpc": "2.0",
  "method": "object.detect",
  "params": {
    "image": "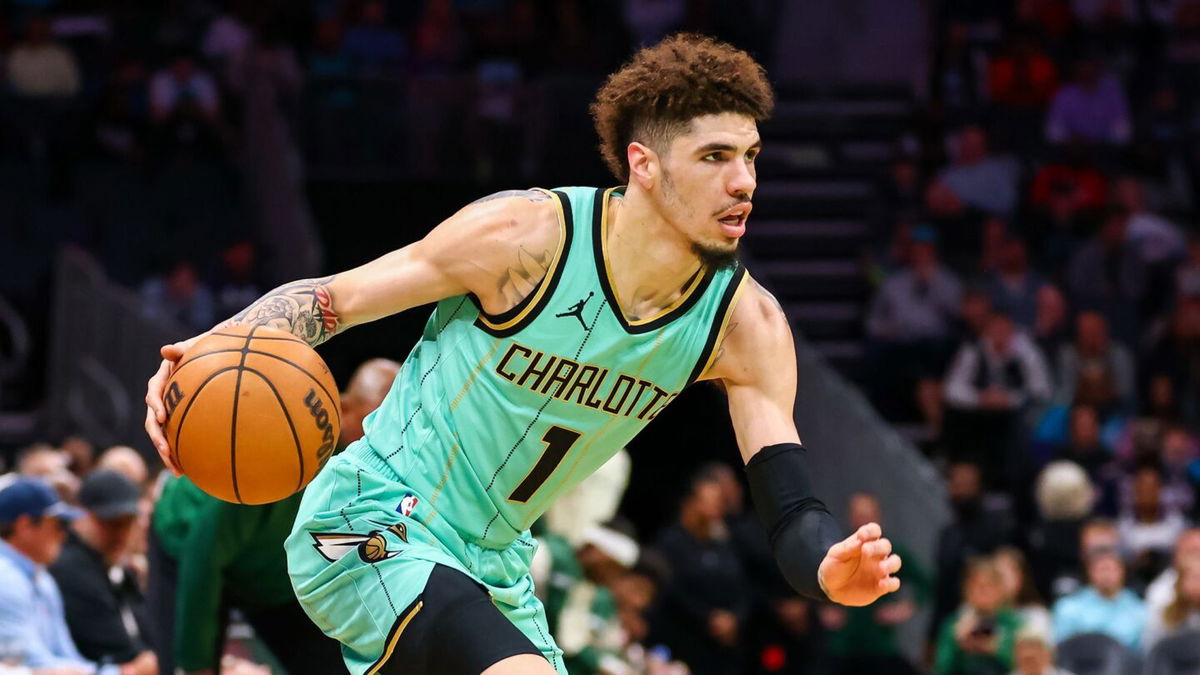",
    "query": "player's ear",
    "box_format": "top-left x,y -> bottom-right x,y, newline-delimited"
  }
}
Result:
627,141 -> 657,189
